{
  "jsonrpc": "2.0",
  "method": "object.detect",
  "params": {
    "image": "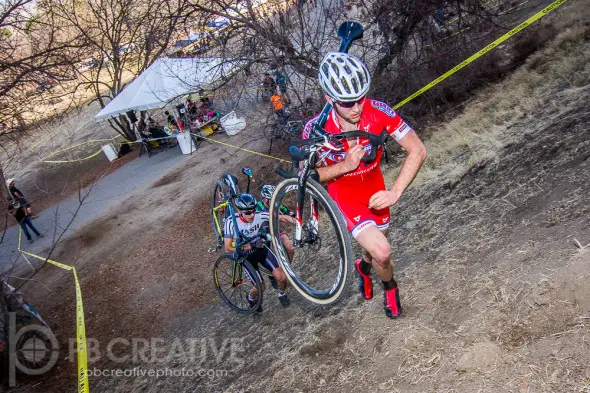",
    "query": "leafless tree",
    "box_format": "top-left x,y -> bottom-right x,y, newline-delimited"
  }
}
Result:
51,0 -> 193,141
0,0 -> 83,203
188,0 -> 531,124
